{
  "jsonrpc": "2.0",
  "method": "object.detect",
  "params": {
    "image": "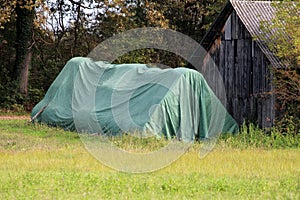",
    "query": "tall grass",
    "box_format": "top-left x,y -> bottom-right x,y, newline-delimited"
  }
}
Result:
219,123 -> 299,149
1,119 -> 299,152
